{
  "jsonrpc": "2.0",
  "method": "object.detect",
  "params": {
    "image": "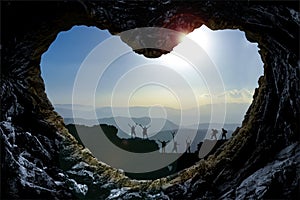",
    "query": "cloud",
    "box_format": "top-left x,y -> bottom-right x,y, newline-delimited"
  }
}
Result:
224,89 -> 254,104
198,89 -> 254,105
